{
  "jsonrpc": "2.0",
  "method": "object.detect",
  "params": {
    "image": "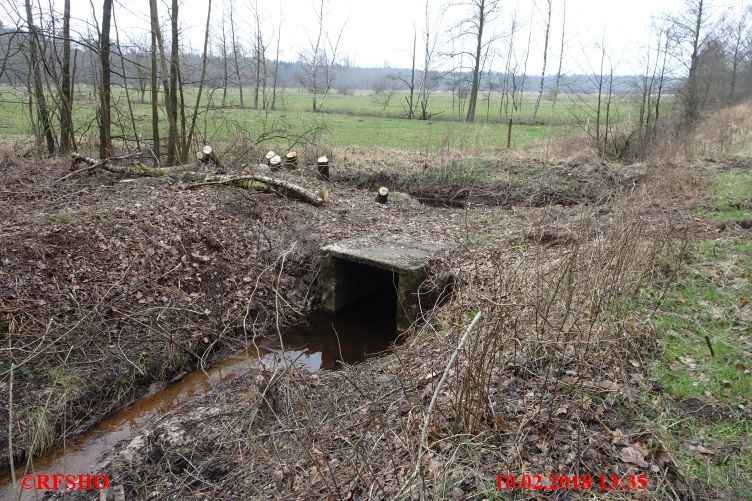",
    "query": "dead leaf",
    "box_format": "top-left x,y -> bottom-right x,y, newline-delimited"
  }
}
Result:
619,443 -> 649,469
493,414 -> 510,430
